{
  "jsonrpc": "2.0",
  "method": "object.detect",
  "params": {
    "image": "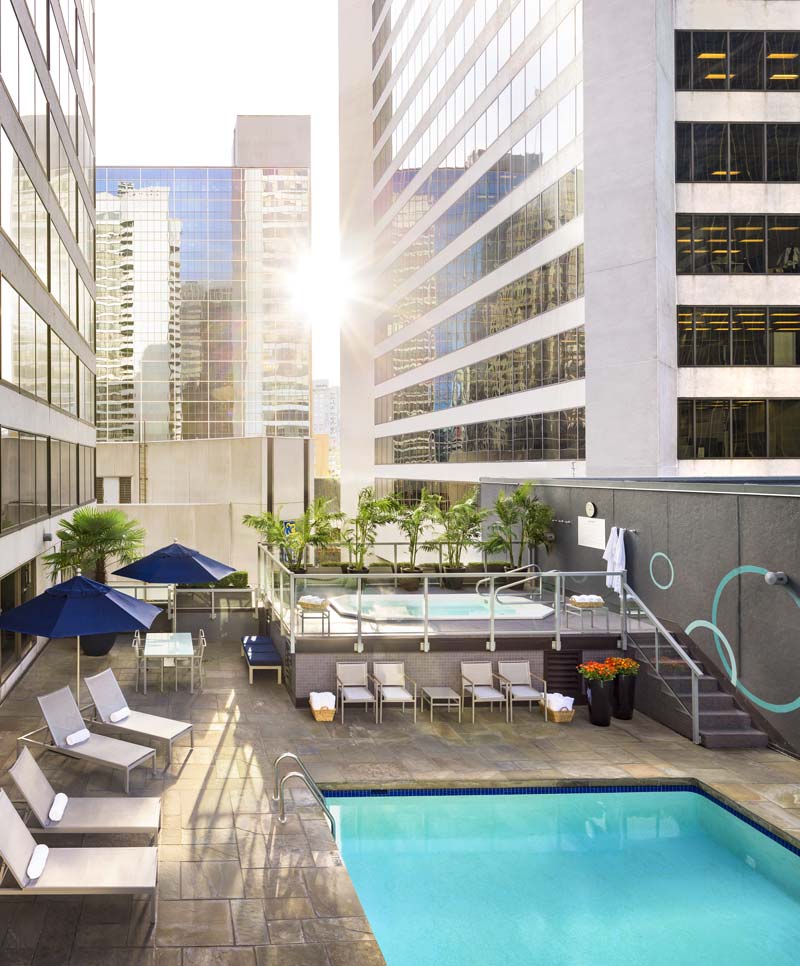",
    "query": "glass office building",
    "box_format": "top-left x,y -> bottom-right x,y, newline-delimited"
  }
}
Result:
96,122 -> 311,442
0,0 -> 96,691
